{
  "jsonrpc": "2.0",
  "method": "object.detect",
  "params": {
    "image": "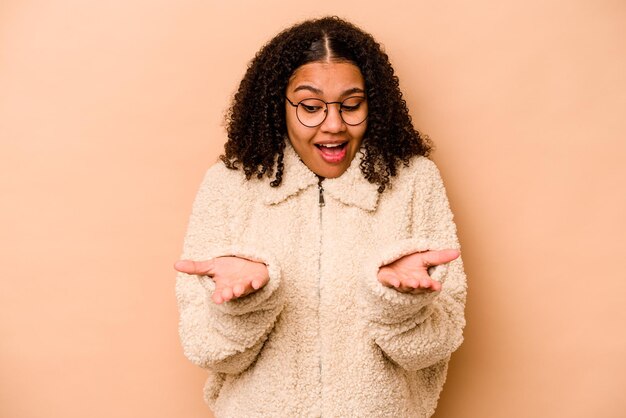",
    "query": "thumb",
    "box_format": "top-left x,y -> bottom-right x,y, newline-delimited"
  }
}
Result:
420,249 -> 460,267
174,259 -> 215,275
